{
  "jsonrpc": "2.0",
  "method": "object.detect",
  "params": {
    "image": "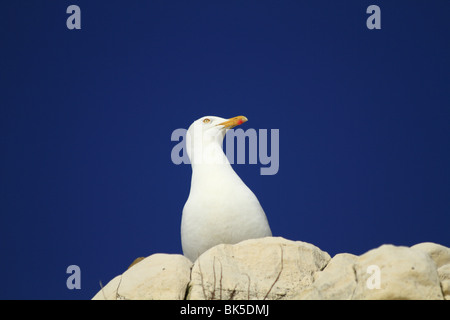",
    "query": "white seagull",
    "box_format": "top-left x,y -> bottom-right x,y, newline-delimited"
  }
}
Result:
181,115 -> 272,262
